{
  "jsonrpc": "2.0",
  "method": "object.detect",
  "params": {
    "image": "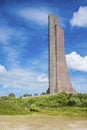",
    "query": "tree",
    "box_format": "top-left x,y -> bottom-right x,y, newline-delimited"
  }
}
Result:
41,92 -> 46,95
34,93 -> 38,96
8,93 -> 16,98
23,93 -> 32,97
